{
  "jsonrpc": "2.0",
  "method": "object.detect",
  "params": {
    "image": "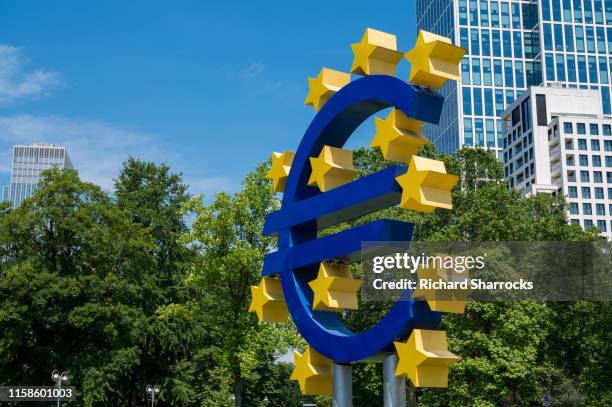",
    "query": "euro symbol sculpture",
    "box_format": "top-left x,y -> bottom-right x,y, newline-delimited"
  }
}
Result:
251,28 -> 466,401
